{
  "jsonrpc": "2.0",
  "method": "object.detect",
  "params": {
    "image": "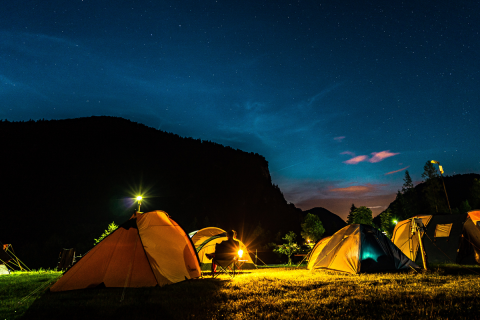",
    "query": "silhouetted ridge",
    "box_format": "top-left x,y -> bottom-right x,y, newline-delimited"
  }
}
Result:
0,116 -> 302,268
